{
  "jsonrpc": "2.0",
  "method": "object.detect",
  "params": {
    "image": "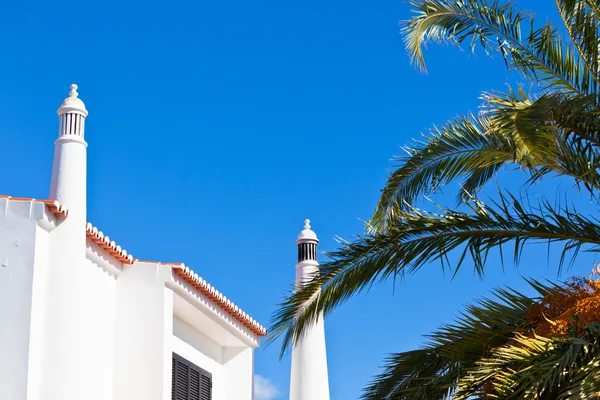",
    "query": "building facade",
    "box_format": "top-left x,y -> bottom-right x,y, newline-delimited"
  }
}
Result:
0,85 -> 266,400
